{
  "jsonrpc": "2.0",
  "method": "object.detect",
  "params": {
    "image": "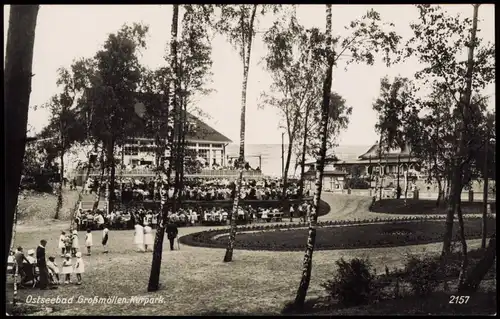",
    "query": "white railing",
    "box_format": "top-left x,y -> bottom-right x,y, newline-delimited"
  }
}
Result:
75,168 -> 263,177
